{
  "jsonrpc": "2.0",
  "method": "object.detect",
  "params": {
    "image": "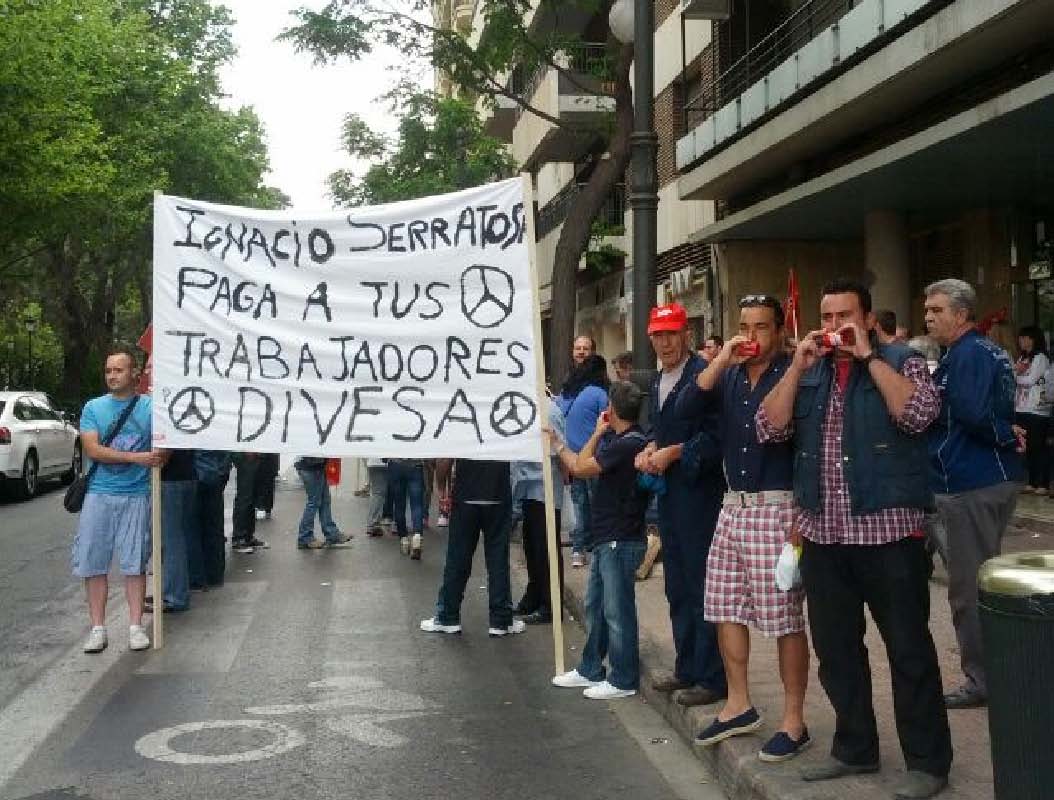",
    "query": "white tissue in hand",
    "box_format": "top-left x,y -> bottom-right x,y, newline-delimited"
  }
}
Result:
774,542 -> 802,591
